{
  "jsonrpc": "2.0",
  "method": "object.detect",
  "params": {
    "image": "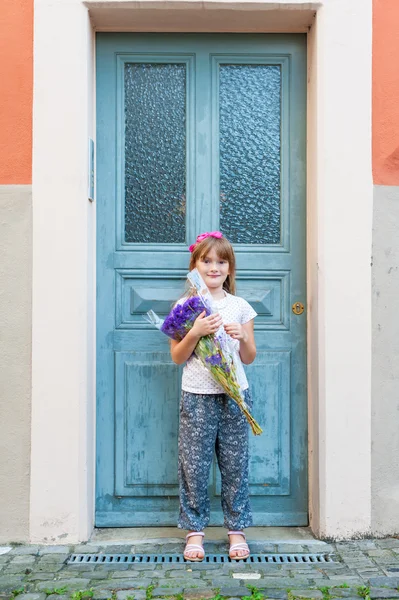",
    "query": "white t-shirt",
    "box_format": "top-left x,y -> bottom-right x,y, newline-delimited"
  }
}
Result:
179,292 -> 257,394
